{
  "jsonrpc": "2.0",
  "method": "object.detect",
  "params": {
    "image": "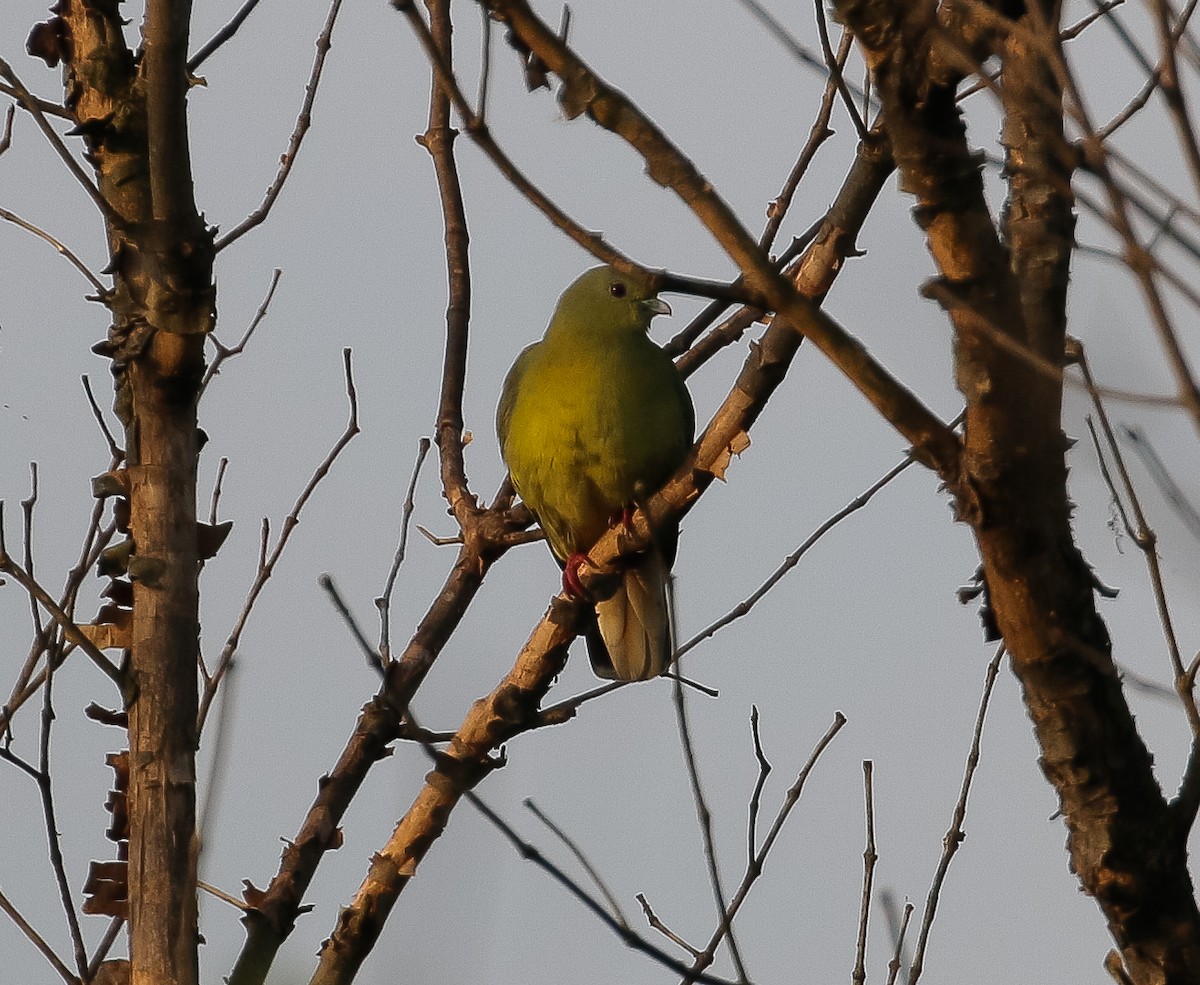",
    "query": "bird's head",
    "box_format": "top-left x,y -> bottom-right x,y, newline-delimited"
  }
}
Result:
549,265 -> 672,338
